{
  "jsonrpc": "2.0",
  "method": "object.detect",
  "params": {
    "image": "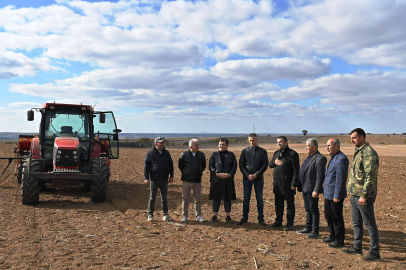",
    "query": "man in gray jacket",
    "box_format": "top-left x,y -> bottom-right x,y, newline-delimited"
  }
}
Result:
297,138 -> 327,239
